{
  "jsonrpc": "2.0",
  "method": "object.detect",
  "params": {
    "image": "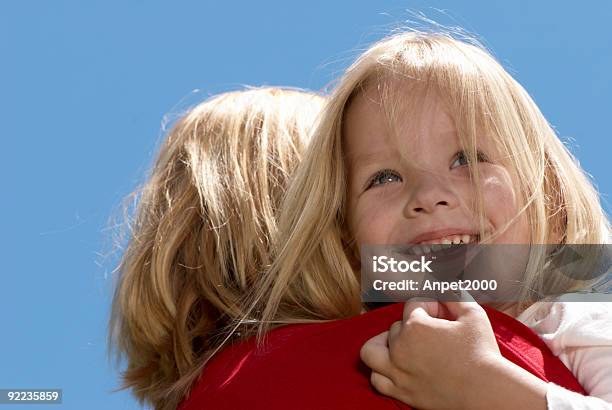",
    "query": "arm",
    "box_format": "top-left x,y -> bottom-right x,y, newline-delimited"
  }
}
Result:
467,355 -> 548,410
524,299 -> 612,408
